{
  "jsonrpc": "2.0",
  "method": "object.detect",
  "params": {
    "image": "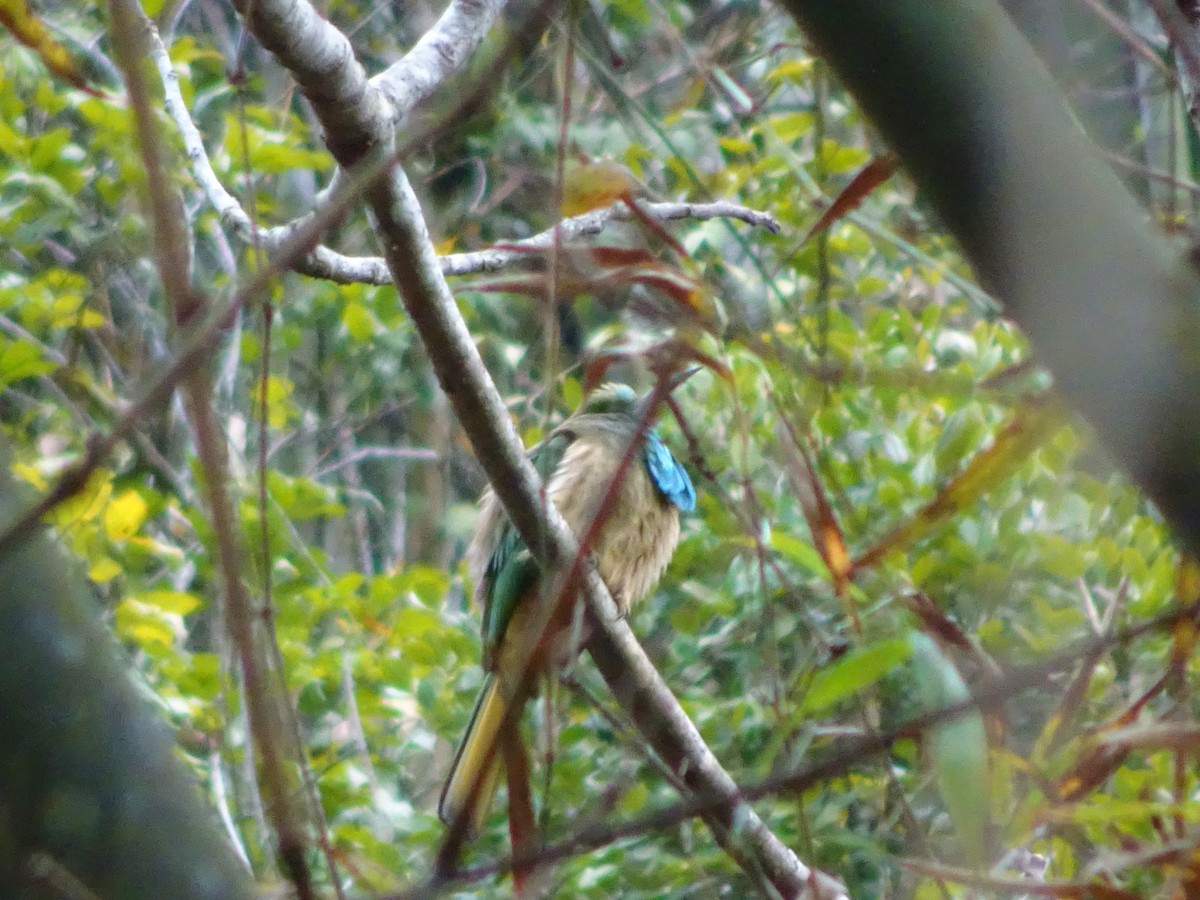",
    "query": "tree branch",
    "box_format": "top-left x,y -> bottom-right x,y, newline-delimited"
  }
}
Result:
152,20 -> 779,288
150,23 -> 252,237
300,200 -> 782,284
110,1 -> 319,893
0,142 -> 398,554
369,0 -> 508,120
380,585 -> 1200,898
230,0 -> 390,163
230,0 -> 844,895
1145,0 -> 1200,129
